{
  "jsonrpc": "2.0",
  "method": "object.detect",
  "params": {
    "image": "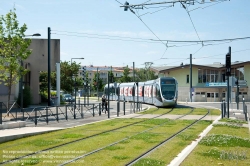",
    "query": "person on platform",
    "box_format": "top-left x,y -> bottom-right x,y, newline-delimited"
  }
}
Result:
101,95 -> 106,112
